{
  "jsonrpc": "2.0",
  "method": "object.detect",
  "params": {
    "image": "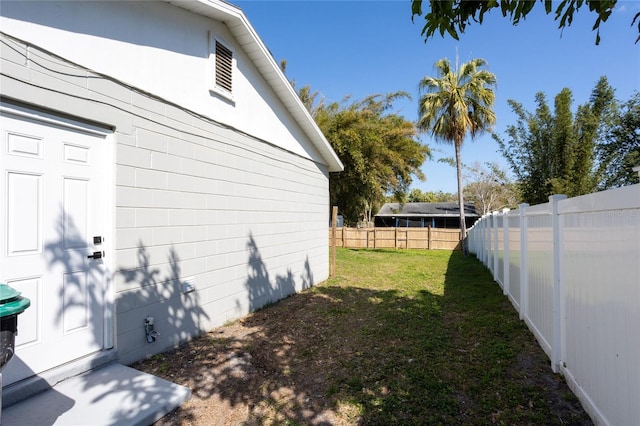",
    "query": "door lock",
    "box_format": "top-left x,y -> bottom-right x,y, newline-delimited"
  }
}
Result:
87,251 -> 104,260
